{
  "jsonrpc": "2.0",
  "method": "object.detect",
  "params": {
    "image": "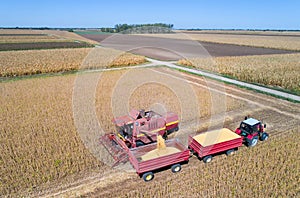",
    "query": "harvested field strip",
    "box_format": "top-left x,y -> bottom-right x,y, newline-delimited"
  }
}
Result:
0,48 -> 146,77
179,30 -> 300,37
0,34 -> 48,36
0,41 -> 94,51
0,34 -> 59,43
42,30 -> 99,45
137,33 -> 300,51
178,53 -> 300,94
81,33 -> 297,61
